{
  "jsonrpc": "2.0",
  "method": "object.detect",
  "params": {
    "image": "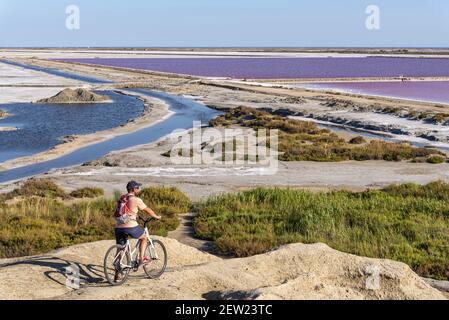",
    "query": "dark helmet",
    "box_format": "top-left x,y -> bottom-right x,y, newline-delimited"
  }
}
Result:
126,180 -> 142,192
